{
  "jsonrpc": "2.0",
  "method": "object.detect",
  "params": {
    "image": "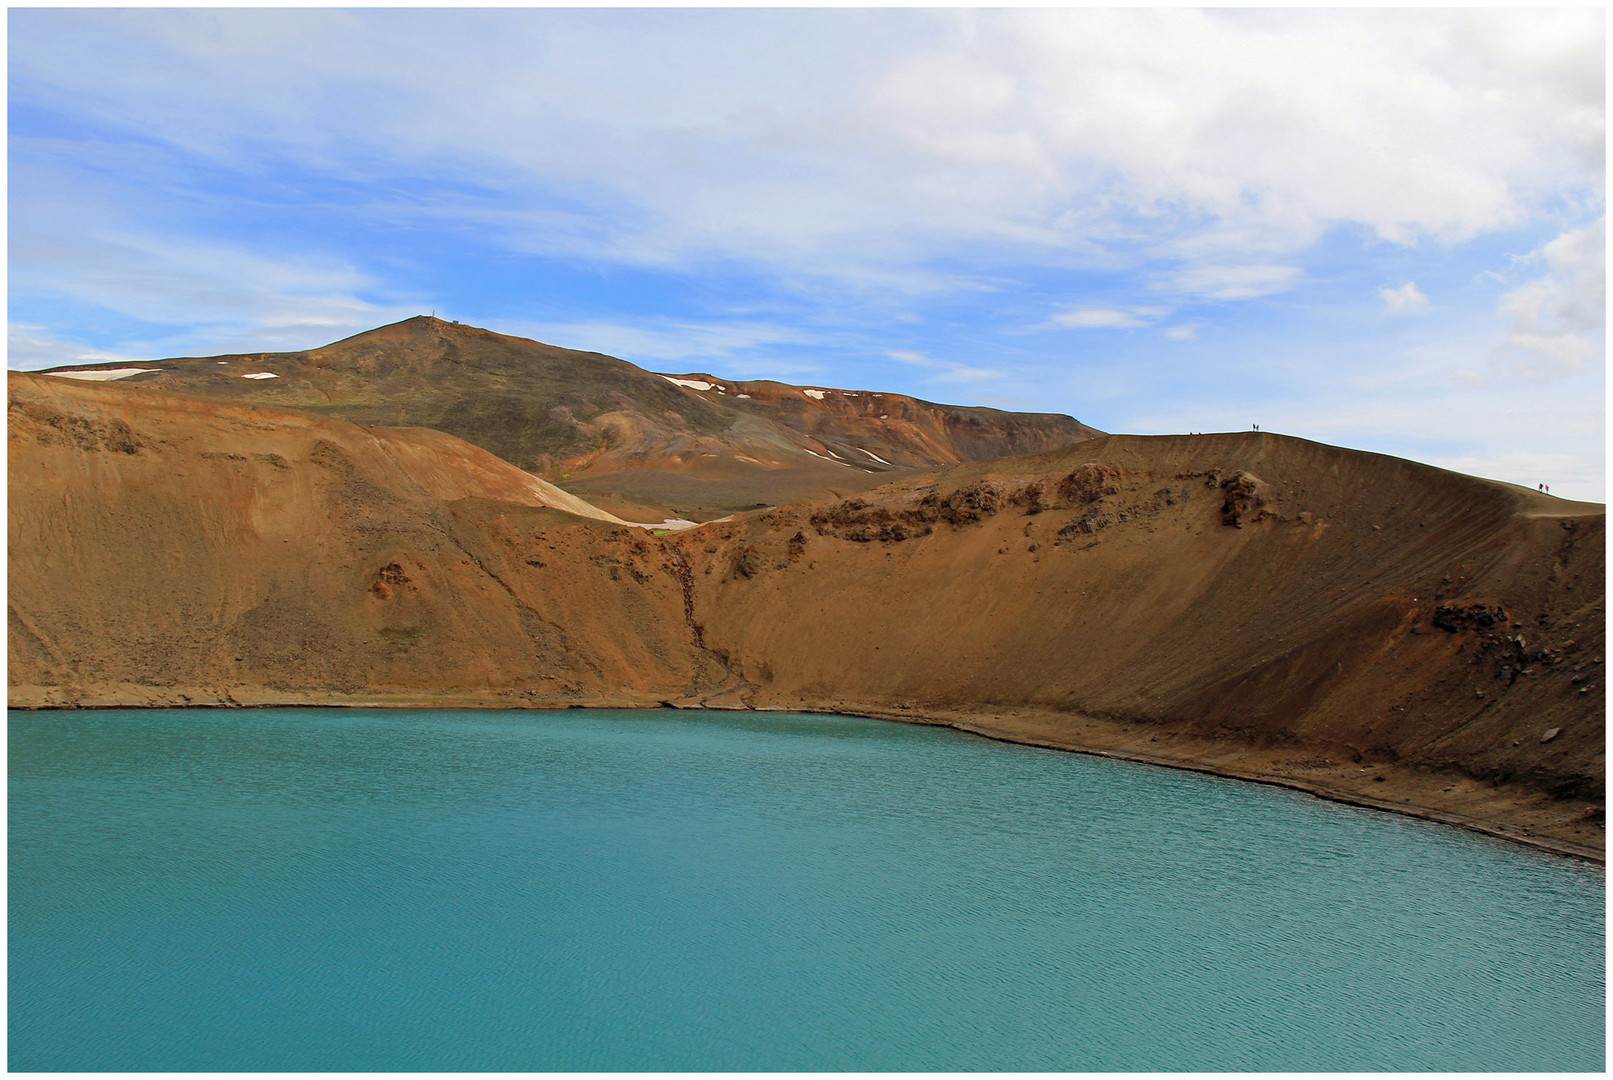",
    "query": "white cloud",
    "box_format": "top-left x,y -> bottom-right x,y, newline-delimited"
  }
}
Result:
873,10 -> 1602,250
493,318 -> 812,365
1124,357 -> 1605,502
1492,219 -> 1605,380
886,349 -> 1003,383
7,325 -> 150,370
7,190 -> 423,364
9,9 -> 1603,296
1429,448 -> 1600,502
1163,264 -> 1305,301
1379,282 -> 1432,313
1164,325 -> 1199,342
1051,306 -> 1166,329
